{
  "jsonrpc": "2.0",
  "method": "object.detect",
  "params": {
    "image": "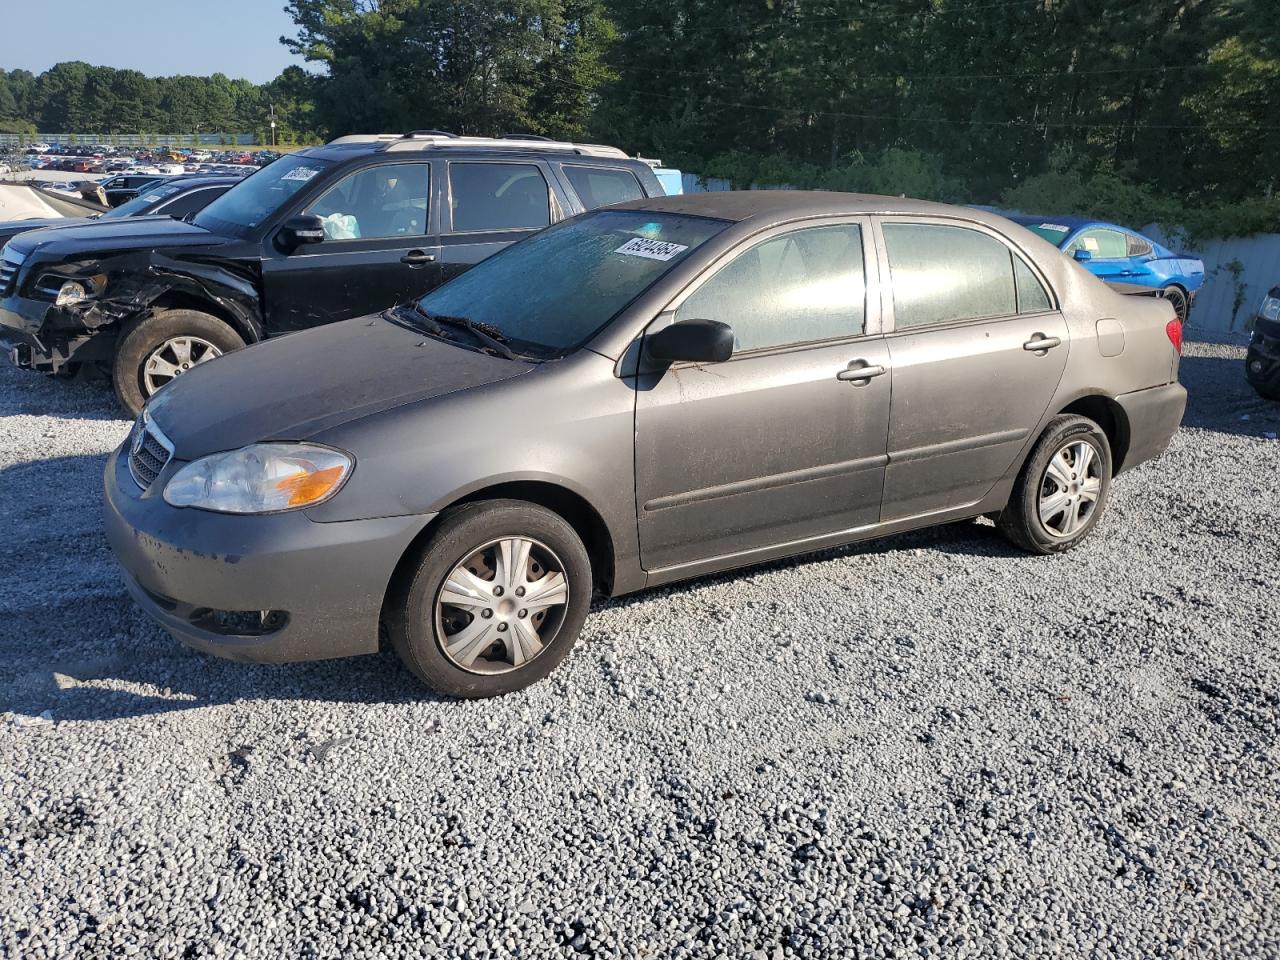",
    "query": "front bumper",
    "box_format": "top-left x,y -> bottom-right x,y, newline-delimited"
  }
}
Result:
1114,381 -> 1187,473
104,445 -> 433,663
0,294 -> 107,372
1246,315 -> 1280,395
